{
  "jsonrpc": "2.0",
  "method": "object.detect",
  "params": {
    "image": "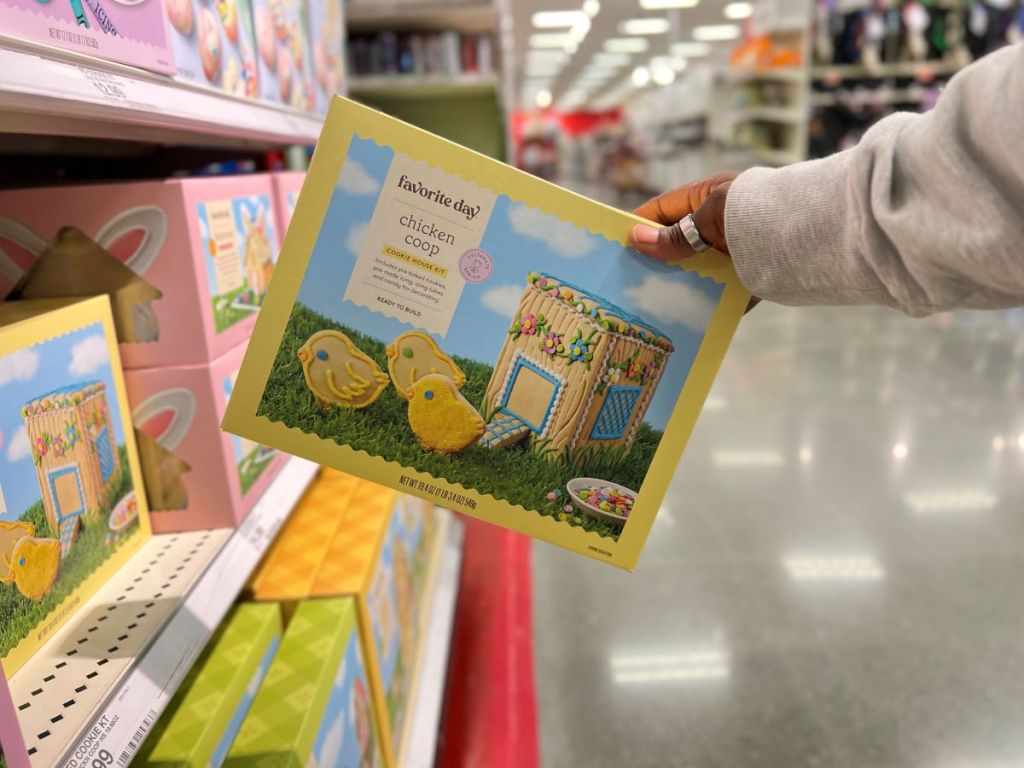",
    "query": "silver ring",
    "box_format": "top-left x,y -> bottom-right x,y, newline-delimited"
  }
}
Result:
675,214 -> 710,253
